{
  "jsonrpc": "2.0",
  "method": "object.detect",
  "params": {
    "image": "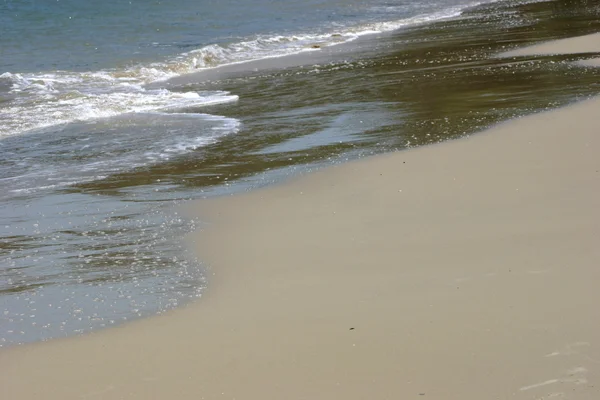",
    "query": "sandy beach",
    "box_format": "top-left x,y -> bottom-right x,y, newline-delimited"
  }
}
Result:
501,32 -> 600,57
501,31 -> 600,68
578,58 -> 600,67
2,34 -> 600,400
